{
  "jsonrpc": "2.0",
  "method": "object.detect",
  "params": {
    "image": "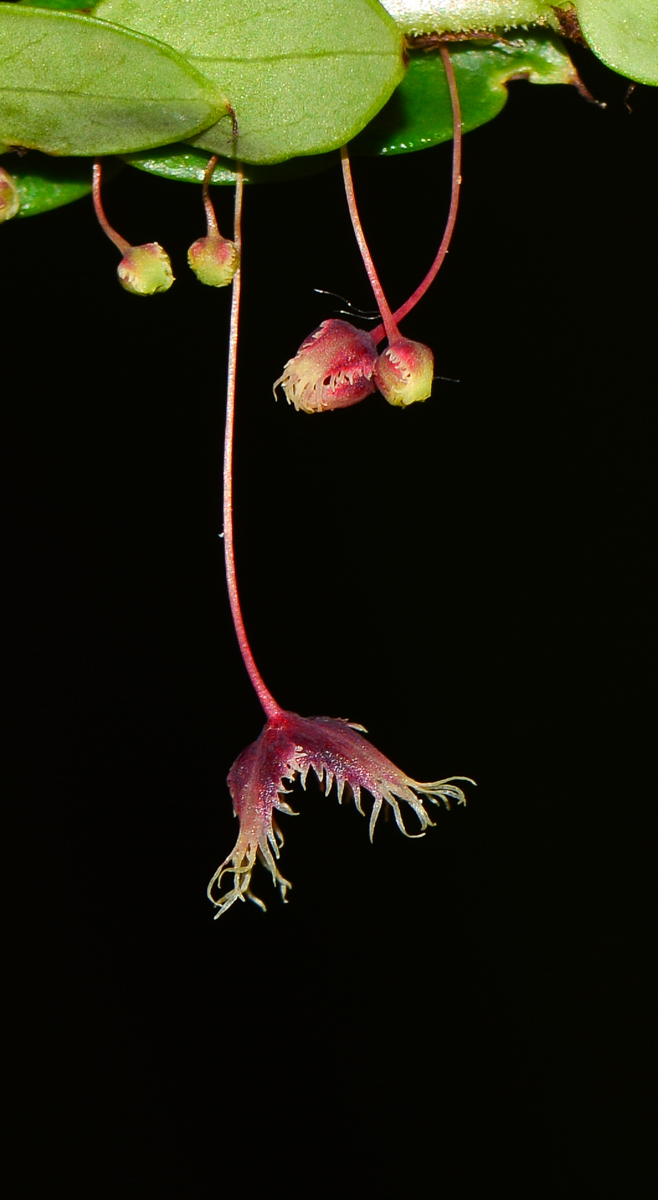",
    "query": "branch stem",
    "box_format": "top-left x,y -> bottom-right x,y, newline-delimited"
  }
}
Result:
223,166 -> 281,720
